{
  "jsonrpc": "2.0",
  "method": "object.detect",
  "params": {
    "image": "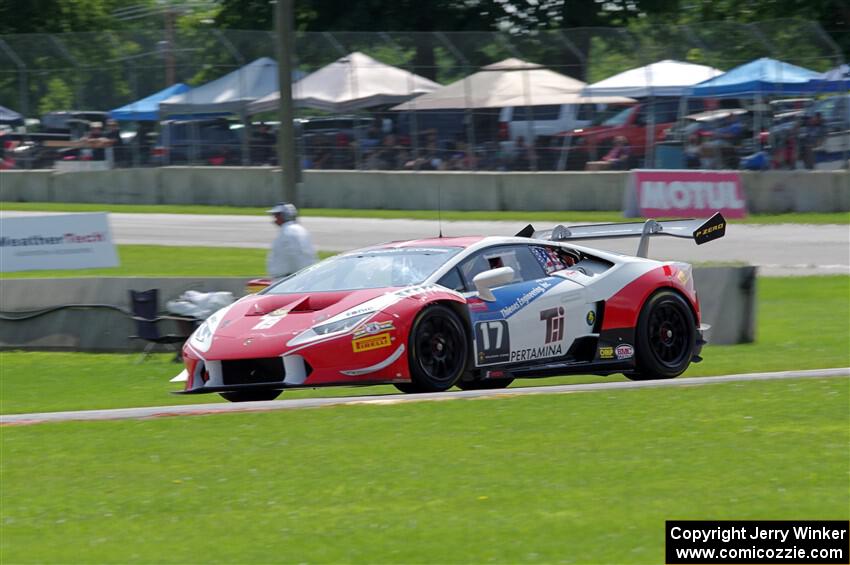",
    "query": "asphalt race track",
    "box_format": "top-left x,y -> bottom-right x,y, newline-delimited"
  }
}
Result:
3,211 -> 847,276
2,368 -> 847,426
